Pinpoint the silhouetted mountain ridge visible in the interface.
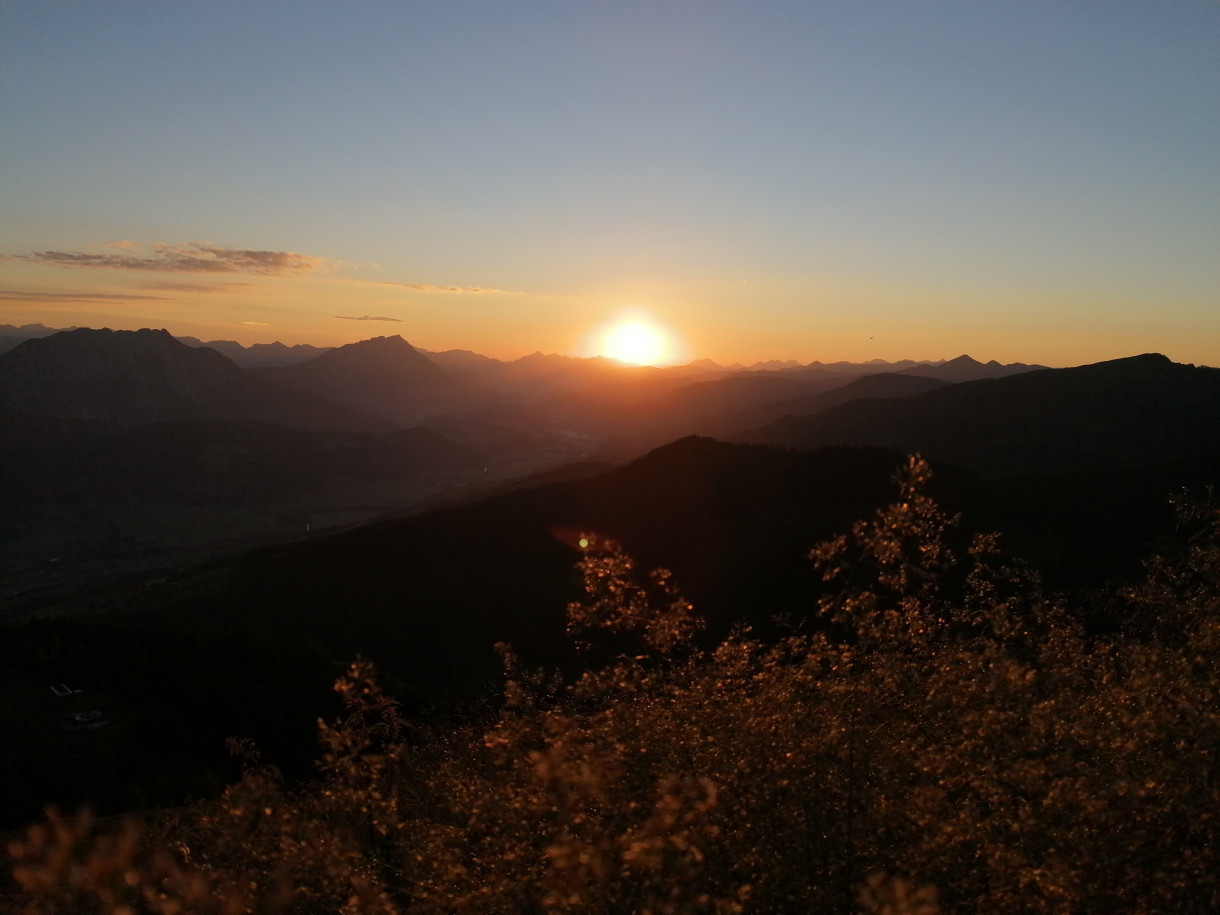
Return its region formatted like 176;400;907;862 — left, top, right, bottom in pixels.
895;353;1045;382
177;336;333;367
737;353;1220;475
255;335;488;425
698;372;948;440
0;328;386;430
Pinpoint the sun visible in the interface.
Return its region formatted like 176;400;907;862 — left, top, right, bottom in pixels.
602;320;668;365
586;310;688;365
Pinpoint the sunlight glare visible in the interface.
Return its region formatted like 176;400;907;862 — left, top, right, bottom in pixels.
586;311;687;366
604;321;666;365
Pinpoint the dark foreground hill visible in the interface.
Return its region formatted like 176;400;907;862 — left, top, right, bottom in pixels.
76;435;1209;671
7;462;1216;913
738;353;1220;475
3;433;1212;828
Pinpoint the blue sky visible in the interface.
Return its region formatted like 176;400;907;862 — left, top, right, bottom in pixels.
2;1;1217;365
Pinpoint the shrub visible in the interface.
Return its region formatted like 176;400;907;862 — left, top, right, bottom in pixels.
8;457;1217;912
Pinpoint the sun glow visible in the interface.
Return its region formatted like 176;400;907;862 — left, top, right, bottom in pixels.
587;311;686;366
603;320;667;365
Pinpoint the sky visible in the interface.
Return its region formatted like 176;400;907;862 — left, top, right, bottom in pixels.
2;1;1217;367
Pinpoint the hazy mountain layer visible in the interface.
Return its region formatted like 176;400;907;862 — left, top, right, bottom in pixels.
894;353;1047;382
694;372;949;442
737;353;1220;475
177;336;332;367
253;335;489;426
0;328;386;430
1;323;1051;378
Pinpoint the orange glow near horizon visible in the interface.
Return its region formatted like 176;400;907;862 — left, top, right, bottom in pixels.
584;311;689;366
602;321;666;365
3;261;1217;369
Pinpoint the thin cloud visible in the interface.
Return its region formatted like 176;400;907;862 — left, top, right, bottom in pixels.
377;281;521;295
240;321;270;326
17;242;328;275
140;282;254;293
0;289;170;304
334;314;404;322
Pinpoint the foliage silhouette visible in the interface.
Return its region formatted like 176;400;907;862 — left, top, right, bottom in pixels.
7;456;1218;912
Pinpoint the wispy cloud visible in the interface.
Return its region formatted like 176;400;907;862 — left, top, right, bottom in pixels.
17;242;328;275
0;289;170;304
140;282;254;293
334;314;404;322
240;321;270;326
376;281;521;295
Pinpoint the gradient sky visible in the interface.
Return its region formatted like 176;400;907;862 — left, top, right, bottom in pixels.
2;1;1217;366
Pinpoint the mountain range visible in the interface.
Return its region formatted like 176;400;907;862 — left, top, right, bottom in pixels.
736;353;1220;475
0;326;1212;621
0;322;1046;376
0;324;1216;830
0;328;383;430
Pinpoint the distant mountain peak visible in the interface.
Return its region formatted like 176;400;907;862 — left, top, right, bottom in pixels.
263;334;486;425
748;358;803;370
1055;353;1170;372
737;353;1218;476
941;354;984;367
896;354;1045;383
17;325;206;355
307;334;434;367
333;334;413;351
0;326;248;425
1126;352;1172;365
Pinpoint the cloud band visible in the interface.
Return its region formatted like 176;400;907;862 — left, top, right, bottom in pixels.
17;243;327;276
